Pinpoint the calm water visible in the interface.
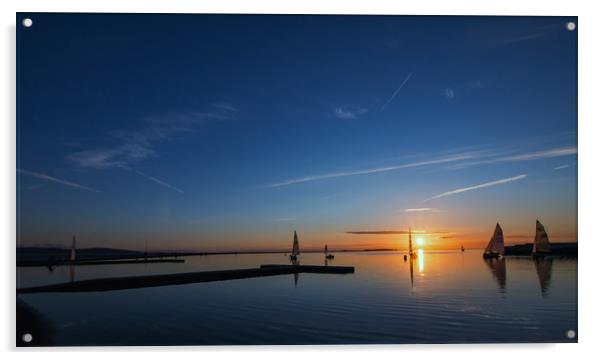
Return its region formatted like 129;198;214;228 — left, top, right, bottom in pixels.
17;250;577;345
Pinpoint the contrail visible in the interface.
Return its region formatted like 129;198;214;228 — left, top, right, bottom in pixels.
424;174;527;202
380;72;414;112
18;169;100;193
265;153;473;188
119;165;184;194
404;208;445;213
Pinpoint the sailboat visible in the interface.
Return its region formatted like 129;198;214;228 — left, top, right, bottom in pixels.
70;235;77;262
483;223;504;259
532;220;552;258
461;245;465;252
289;231;300;261
324;244;334;259
408;228;417;259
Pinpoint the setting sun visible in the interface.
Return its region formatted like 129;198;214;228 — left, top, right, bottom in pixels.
415;237;425;246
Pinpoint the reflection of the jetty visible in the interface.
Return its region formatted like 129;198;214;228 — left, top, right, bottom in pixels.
290;256;335;287
483;257;555;296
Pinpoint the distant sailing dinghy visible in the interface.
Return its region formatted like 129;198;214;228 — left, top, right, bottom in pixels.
532;220;552;258
324;245;334;260
483;223;505;259
290;231;300;261
408;228;417;259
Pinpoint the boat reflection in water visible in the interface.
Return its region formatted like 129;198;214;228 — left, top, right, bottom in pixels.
534;257;553;297
483;257;506;292
17;250;576;344
408;249;425;288
482;256;555;297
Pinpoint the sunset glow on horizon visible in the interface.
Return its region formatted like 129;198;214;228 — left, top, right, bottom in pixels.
17;15;577;253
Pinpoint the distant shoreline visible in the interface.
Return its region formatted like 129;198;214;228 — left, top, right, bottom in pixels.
16;242;578;260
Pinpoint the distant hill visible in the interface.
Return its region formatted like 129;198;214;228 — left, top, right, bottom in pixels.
504;242;577;256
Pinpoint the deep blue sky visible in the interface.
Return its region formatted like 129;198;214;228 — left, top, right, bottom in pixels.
17;14;577;251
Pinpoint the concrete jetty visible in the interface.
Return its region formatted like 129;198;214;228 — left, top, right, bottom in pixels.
17;264;355;294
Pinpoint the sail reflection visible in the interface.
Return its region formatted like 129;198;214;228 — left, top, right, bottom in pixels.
409;256;414;287
69;265;75;283
534;257;553;297
408;250;425;288
483;258;506;292
291;258;300;287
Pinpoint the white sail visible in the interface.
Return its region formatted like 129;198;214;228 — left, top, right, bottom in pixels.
533;220;552;254
292;231;300;256
484;223;505;255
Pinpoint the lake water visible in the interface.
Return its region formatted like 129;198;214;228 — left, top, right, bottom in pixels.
16;250;577;345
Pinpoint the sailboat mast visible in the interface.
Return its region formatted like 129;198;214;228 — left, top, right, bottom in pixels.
70;235;76;261
408;227;413;255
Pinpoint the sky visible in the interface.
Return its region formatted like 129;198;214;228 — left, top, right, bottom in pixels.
17;14;577;251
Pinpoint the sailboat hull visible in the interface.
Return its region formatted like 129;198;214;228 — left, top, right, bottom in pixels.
483;252;501;259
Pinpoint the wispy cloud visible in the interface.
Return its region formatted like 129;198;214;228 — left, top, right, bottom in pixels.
449;146;577;170
444;88;455;100
404;208;446;213
69;144;156;169
380;72;414;112
443;80;483;100
334;107;367;119
495;146;577;161
265;137;575;189
68;104;237;193
347;230;448;235
493;23;565;45
18;169;99;193
554;163;575;170
424;174;527;202
265;153;475;188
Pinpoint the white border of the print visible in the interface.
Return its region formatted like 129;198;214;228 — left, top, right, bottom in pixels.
2;0;600;359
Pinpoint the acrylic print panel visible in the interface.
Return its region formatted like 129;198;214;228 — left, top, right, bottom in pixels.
16;13;577;346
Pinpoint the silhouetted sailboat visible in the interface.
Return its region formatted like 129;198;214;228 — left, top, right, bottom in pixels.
483;223;504;259
408;228;417;259
289;231;300;261
532;220;552;258
461;245;465;252
324;245;334;259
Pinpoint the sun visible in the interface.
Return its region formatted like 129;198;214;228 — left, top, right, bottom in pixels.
415;237;425;246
